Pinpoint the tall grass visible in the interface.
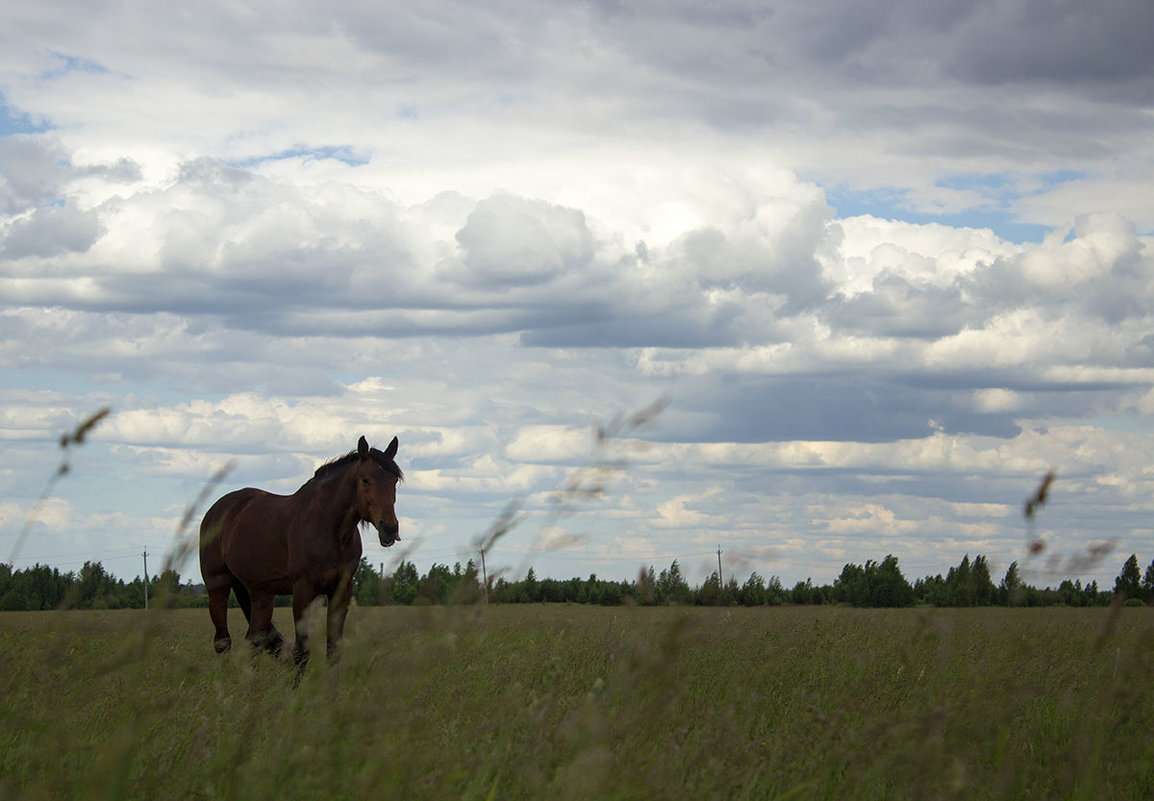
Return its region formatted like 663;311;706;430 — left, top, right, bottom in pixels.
3;605;1153;800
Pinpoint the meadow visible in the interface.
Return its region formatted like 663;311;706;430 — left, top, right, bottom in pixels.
2;604;1153;801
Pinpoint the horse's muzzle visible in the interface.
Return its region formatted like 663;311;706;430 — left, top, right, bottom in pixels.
376;522;400;547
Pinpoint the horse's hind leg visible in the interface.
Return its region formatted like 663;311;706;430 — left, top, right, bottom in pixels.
234;581;285;654
200;510;236;654
245;590;284;656
206;576;233;654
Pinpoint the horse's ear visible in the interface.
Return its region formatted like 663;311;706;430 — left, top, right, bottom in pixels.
357;436;370;460
383;436;398;460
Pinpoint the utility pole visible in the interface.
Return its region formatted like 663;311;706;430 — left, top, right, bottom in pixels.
717;545;723;587
480;548;489;603
142;549;149;611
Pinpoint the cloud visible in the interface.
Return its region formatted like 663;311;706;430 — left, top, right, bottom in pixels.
1;203;104;258
452;193;595;287
0;136;72;211
6;142;1145;469
941;1;1154;91
1;0;1152;588
504;425;592;463
654;488;724;529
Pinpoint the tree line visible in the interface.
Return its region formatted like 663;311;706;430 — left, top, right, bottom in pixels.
0;561;195;611
4;552;1153;611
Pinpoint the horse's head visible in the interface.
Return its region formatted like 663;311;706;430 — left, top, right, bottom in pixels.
354;435;402;547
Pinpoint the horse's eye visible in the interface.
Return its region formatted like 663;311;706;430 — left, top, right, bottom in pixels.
361;477;369;485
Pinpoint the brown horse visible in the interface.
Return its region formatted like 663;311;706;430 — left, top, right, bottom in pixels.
199;435;402;668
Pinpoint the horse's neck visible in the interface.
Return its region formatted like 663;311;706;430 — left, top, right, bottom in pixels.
299;471;361;533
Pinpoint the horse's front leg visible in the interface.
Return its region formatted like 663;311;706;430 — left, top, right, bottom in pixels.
326;571;355;660
291;582;320;672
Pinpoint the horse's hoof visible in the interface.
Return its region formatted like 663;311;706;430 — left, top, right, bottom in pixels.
214;637;232;654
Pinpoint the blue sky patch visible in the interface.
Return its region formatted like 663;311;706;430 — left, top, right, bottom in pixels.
229;145;371;168
42;51;111;79
828;183;1051;244
827;170;1089;243
0;100;51;136
1040;169;1087;186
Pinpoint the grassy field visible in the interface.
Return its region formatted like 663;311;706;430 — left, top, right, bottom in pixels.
2;604;1153;801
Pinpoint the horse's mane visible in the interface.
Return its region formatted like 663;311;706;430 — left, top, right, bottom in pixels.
313;448;404;482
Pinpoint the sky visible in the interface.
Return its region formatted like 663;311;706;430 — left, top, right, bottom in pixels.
2;0;1152;591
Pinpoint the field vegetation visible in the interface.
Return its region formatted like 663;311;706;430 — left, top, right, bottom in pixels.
3;604;1153;800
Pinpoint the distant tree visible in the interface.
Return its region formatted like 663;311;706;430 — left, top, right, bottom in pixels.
1143;559;1154;603
384;560;419;605
596;579;623;606
739;572;767;606
582;574;601;604
766;575;785;605
723;576;740;605
999;562;1023;606
566;577;588;604
1085;580;1104;606
452;560;484;604
521;567;540;603
639;565;661;605
790;579;819;605
946;555;973;606
75;561;126;609
833;556;913;607
915;574;947;606
1114;555;1143;602
834;562;866;606
970;556;996;606
657;561;692;605
1056;579;1092;607
149;569;184;607
872;555;915;607
418;563;455;604
354;558;383;606
696;572;723;606
491;577;513;603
